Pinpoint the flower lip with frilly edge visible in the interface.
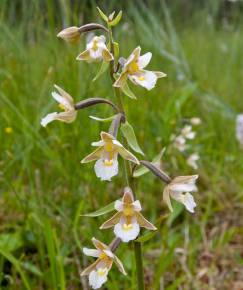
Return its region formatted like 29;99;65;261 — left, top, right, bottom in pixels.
100;187;157;242
163;175;198;213
76;35;113;63
113;46;166;90
81;132;139;181
81;237;126;289
41;85;77;127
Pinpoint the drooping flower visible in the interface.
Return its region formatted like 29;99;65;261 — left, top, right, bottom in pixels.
81;238;126;289
187;153;199;170
236;114;243;146
76;35;113;63
173;135;187;152
181;125;196;140
113;46;166;90
57;26;81;43
100;187;156;242
163;175;198;213
41;85;77;127
81;132;139;181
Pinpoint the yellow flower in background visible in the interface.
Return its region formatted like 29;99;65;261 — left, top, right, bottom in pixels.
81;238;126;289
81;132;139;181
163;175;198;213
76;35;113;63
113;46;166;90
5;127;13;134
100;187;156;242
41;85;77;127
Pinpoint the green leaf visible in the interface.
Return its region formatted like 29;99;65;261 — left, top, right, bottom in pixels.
0;232;24;252
136;230;157;243
92;61;109;82
166;202;184;227
89;114;116;122
96;7;108;22
121;121;144;155
113;42;119;59
109;11;122;26
121;82;137;99
21;262;43;277
133;148;165;178
81;201;115;217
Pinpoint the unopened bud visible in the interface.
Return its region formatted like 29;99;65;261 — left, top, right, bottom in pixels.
57;26;80;43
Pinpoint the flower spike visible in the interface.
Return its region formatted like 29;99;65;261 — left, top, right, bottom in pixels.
163;175;198;213
76;35;113;63
81;132;139;181
100;187;156;242
114;46;166;90
81;238;126;289
41;85;77;127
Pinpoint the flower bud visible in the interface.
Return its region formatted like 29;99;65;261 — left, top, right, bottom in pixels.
57;26;80;43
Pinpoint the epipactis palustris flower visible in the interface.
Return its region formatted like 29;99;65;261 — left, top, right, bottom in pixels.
163;175;198;213
81;238;126;289
187;153;199;170
181;125;196;140
81;132;139;181
113;46;166;90
41;85;77;127
100;187;157;242
76;35;113;63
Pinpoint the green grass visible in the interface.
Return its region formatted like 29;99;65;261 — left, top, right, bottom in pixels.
1;1;243;289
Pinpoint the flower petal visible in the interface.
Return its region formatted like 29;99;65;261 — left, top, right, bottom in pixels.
41;111;77;127
133;200;142;212
153;71;167;78
102;48;114;62
100;212;123;229
113;72;128;88
117;146;139;165
163;186;173;212
137;52;152;69
113;255;127;275
94;158;119;181
114;219;140;242
183;192;197;213
89;268;108;289
81;147;103;163
83;248;100;258
129;70;157;90
100;131;115;142
76;49;91;61
114;200;123;211
135;212;157;230
54;84;74;104
41;112;58;127
91;238;109;251
81;259;100;276
122;187;134;204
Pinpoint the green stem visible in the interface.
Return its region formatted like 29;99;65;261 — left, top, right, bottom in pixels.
108;25;145;290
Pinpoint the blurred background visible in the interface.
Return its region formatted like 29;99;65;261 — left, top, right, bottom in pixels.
0;0;243;289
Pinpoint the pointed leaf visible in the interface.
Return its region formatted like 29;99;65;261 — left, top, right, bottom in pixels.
81;201;115;217
121;82;137;99
97;7;108;22
136;230;157;243
109;11;122;26
121;121;144;155
89;115;117;122
133;148;165;178
93;61;110;82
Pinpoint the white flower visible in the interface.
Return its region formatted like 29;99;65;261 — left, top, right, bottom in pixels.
100;187;156;242
173;135;187;152
57;26;80;43
76;35;113;63
41;85;77;127
81;238;126;289
187;153;200;170
181;125;196;140
113;46;166;90
236;114;243;146
81;132;139;181
190;117;201;126
163;175;198;213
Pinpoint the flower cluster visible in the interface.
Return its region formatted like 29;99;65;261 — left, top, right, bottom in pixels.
40;8;199;289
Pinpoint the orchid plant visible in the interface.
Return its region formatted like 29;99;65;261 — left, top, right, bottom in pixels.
41;8;199;289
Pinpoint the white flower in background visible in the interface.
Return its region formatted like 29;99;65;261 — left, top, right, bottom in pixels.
187;153;200;170
81;132;139;181
163;175;198;213
81;238;126;289
190;117;201;126
236;114;243;146
113;46;166;90
76;35;113;62
100;187;156;242
41;85;77;127
57;26;80;43
181;125;196;140
173;135;187;152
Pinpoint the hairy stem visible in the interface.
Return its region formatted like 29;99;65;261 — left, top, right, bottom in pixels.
108;25;145;290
